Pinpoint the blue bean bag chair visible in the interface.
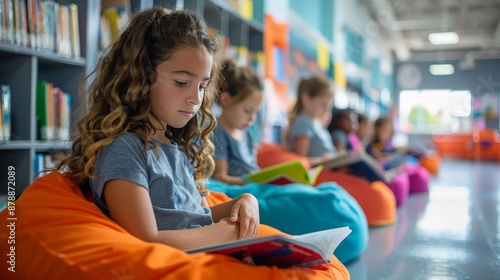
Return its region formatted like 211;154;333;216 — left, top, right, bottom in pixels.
207;179;369;264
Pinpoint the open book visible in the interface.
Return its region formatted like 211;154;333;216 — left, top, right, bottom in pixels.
186;226;351;268
243;160;324;186
315;150;406;183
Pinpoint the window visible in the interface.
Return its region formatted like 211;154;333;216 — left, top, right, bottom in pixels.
399;89;472;133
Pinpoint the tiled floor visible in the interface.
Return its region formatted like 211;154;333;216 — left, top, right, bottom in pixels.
346;159;500;280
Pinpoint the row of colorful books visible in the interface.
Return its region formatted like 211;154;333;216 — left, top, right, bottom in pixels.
0;0;80;58
0;84;11;143
36;80;71;141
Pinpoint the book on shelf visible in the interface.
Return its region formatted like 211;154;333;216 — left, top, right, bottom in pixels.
17;0;29;46
68;3;80;58
186;226;351;268
13;0;21;44
34;152;55;176
0;85;11;143
36;80;55;140
54;87;71;141
3;0;15;43
27;0;39;48
315;150;406;183
243;160;323;186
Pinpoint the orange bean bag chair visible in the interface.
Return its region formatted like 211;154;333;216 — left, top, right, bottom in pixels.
0;171;349;280
419;155;441;175
257;142;396;226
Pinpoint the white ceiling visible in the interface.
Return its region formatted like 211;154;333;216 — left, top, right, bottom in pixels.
362;0;500;62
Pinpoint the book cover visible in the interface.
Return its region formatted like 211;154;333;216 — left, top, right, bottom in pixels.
244;160;323;186
36;80;55;140
68;3;80;58
186;226;351;268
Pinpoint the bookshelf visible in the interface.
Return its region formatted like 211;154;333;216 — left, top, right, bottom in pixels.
0;0;100;196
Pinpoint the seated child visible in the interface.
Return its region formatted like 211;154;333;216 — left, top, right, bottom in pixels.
367;117;430;193
212;59;263;185
55;8;261;252
287;76;337;166
327;108;358;152
356;113;371;147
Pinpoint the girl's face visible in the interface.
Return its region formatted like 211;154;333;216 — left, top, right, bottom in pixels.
220;91;263;131
149;46;213;130
341;112;358;133
303;89;334;121
357;120;370;139
377;123;392;143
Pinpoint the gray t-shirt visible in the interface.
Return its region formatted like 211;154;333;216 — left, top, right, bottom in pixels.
90;132;213;230
289;114;336;157
212;125;259;177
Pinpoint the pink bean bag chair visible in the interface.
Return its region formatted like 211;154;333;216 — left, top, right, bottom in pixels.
387;173;410;206
403;164;430;193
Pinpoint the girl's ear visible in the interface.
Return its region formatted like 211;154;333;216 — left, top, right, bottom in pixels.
220;91;232;106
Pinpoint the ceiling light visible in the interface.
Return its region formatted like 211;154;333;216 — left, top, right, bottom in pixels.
428;32;459;45
429;64;455;75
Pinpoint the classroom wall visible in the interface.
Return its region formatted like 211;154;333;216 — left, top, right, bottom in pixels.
333;1;394;118
289;0;334;41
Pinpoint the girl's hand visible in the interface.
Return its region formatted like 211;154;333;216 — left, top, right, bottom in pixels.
229;193;259;240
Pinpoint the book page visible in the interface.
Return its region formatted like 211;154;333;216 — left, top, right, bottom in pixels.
315;151;352;169
291;227;351;260
307;165;324;184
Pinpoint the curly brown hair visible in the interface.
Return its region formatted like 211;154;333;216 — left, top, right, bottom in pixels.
55;7;221;194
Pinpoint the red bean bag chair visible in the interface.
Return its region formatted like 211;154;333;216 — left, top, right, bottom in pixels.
257;142;397;226
0;172;349;280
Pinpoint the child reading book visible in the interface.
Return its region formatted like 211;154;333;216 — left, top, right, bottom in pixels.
287;76;338;167
327;108;358;152
212;59;264;185
54;8;262;251
356;113;371;147
368;117;430;194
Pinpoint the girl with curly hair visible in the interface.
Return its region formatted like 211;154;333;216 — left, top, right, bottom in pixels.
55;7;259;250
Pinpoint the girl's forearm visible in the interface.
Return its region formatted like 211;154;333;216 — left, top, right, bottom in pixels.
213;174;244;186
152;220;239;250
210;196;239;222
